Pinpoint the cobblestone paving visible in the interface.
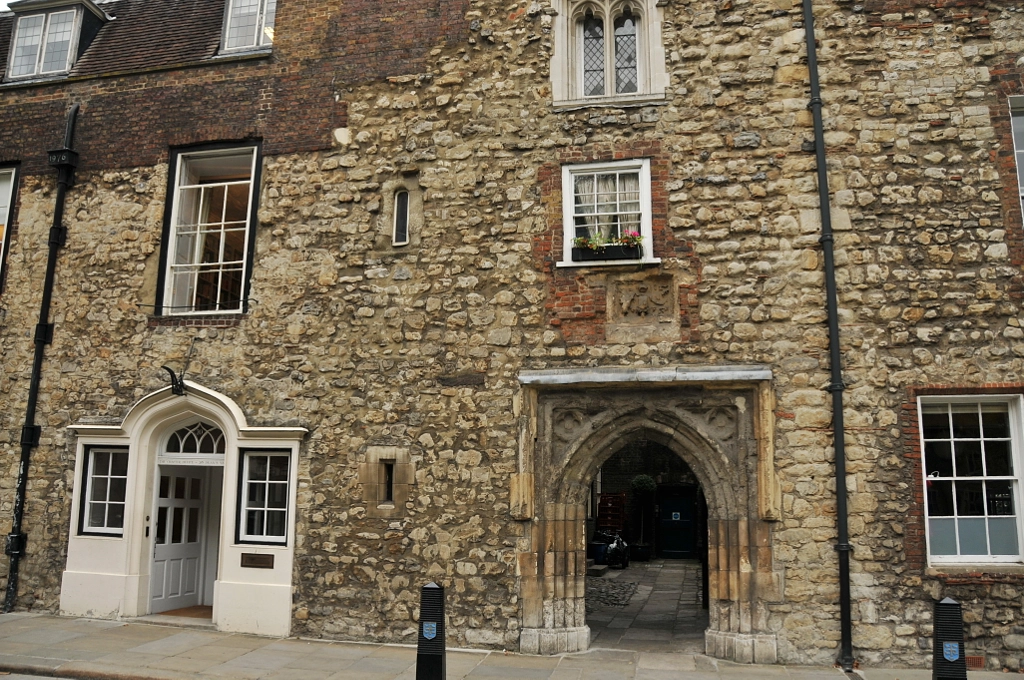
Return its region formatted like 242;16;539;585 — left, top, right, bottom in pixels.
586;577;640;612
587;559;708;654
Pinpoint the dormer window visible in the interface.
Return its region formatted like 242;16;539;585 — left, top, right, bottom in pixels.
9;9;79;78
5;0;108;82
222;0;276;51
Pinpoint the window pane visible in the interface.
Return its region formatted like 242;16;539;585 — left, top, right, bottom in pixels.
921;408;951;439
109;478;127;503
226;0;261;48
159;475;170;499
954;441;983;477
957;518;988;554
249;456;268;481
41;10;75;73
950;406;981;438
174;477;187;499
88;502;106;528
247;509;264;536
187;507;200;543
91;477;108;502
267;483;287;509
190;478;202;500
582;16;605;97
955;481;985;516
93;451;110;475
156;507;168;544
394;191;409;245
171;507;184;543
989;518;1020;555
985;440;1013;477
987;480;1015;516
266;510;286;536
269;456;289;481
11;15;44;77
108;503;124;529
981;408;1010;438
110;452;129;477
247;482;266;507
927;480;954;516
929;518;957;555
613;13;638;94
924;441;953;477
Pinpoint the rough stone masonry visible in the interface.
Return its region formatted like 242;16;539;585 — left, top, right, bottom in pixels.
1;0;1024;672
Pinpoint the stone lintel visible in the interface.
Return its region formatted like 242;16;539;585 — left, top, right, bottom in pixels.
518;365;773;386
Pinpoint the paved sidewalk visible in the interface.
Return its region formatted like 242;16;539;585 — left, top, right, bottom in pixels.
0;612;1009;680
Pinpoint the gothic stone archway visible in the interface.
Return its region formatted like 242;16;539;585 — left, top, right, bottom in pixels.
512;366;783;664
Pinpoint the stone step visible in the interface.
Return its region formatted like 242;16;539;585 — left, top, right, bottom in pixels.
587;562;609;577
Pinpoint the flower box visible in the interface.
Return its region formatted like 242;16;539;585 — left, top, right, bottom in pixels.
571;245;642;262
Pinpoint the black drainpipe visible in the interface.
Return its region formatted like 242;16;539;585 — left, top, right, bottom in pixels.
800;1;855;671
3;104;80;613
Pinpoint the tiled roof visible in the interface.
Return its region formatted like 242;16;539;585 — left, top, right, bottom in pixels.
0;0;228;82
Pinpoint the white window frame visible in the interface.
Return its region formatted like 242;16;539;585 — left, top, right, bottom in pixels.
163;147;258;315
918;394;1024;565
238;451;290;545
6;8;82;80
558;158;658;267
82;448;129;536
1009;97;1024;223
0;167;16;293
550;0;667;108
221;0;276;52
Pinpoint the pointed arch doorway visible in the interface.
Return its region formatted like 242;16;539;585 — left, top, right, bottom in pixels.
514;366;783;664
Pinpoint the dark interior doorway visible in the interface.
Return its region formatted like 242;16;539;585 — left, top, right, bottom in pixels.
585;439;710;652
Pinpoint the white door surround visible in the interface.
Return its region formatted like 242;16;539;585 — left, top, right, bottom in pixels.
61;382;306;637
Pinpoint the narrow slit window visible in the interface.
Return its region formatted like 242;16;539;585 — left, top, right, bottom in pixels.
0;168;16;294
393;191;410;246
381;461;395;504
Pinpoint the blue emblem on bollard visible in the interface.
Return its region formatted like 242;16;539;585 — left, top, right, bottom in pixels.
943;642;960;662
423;622;437;640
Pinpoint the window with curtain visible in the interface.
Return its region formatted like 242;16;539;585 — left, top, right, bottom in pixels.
560;159;654;265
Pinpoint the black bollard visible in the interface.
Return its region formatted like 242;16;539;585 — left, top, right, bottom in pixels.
932;597;967;680
416;582;445;680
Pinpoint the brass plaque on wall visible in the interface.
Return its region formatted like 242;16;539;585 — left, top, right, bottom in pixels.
240;553;274;569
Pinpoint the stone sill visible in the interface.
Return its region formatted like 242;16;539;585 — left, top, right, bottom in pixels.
555;257;661;269
519;364;774;386
552;93;668;112
148;314;245;328
927;566;1024;583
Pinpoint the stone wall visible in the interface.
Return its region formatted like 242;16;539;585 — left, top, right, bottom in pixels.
1;0;1024;670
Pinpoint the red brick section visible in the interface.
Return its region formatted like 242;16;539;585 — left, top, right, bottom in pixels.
534;141;700;345
901;384;1024;582
0;0;469;175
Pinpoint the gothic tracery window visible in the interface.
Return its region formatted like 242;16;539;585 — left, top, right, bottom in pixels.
166;422;226;454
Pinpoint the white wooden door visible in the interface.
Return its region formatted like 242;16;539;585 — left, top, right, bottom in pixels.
151;468;205;613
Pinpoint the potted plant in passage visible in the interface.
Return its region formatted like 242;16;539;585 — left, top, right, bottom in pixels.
629;474;656;561
571;230;643;262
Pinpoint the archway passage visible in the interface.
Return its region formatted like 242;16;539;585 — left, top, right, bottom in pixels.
516;373;783;663
585;439;709;652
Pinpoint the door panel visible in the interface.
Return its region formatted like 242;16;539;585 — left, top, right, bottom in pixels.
657;485;698;559
151;468;205;613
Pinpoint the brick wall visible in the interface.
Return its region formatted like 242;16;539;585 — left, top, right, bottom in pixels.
535;141;701;345
0;0;469;175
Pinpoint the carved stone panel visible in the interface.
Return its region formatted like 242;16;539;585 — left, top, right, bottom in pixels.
606;274;680;343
